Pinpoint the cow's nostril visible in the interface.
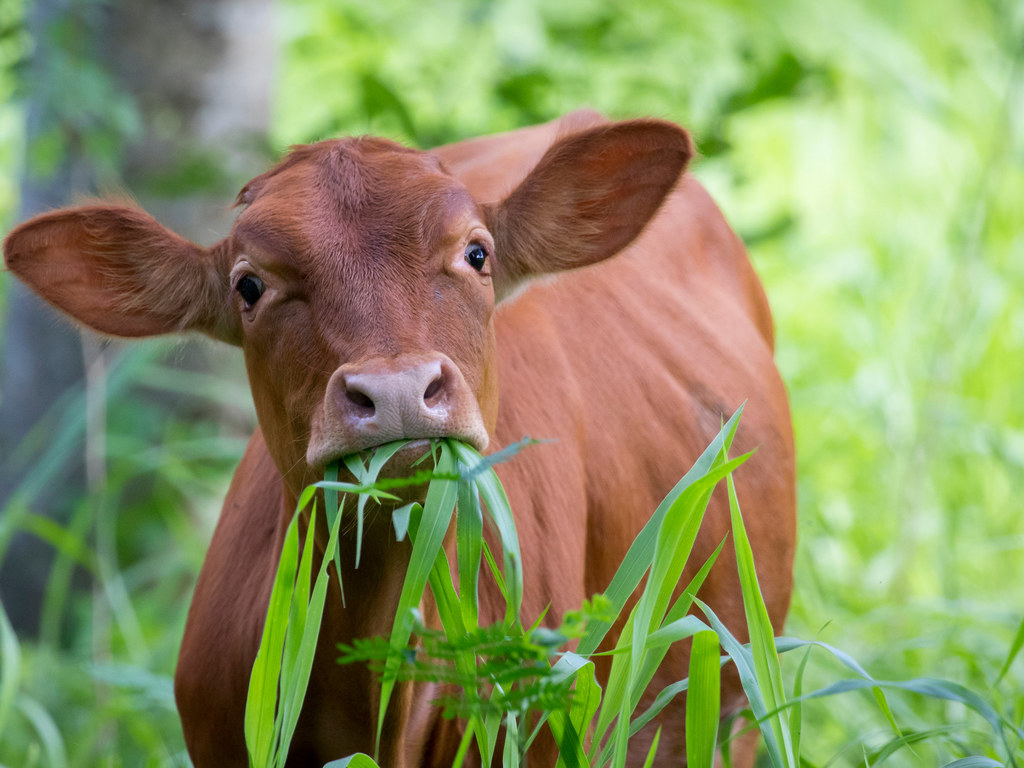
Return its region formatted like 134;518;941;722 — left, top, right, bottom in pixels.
423;374;445;404
345;388;375;413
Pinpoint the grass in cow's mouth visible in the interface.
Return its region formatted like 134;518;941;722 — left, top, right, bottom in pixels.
243;411;1022;768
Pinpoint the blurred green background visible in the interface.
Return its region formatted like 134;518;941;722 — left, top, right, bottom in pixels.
0;0;1021;765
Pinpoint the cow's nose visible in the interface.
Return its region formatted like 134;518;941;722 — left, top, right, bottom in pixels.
310;352;489;464
339;359;446;420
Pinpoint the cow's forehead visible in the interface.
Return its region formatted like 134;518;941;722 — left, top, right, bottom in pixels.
232;138;479;273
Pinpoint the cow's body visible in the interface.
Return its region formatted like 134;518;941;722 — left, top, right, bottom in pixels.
4;112;795;767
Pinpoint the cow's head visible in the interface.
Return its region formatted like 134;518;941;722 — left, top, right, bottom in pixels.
3;120;691;499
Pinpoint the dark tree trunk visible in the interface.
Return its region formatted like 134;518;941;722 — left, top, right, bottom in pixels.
0;0;272;636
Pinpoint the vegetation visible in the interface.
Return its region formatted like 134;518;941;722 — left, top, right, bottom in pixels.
0;0;1022;766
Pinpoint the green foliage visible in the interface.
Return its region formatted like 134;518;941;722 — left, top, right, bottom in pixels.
246;412;1019;768
0;340;250;766
245;415;752;767
1;0;1022;765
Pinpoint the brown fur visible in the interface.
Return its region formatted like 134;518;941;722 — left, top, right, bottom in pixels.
2;112;795;767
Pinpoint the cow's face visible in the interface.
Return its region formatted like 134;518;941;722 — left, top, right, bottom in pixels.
3;120;691;501
226;139;499;493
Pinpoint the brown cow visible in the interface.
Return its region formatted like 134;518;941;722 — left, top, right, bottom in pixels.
3;111;795;767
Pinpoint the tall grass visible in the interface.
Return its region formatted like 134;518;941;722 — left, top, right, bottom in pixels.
244;409;1021;768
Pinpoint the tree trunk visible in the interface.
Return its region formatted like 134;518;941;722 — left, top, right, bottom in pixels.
0;0;273;636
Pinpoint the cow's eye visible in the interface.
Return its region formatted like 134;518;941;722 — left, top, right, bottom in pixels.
236;274;265;307
465;243;487;272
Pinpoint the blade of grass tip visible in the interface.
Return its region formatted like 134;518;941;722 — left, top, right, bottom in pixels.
774;636;906;749
362;441;413;521
624;494;737;715
375;442;458;757
350;441;412;569
596;454;750;752
245;504;303;768
686;630;721;768
579;406;746;657
996;615;1024;684
642;727;661;768
323;753;384;768
324;461;347;607
342;454;371;570
456;471;483;630
726;472;794;766
392;502;417;542
595;461;732;747
632;454;750;667
480;540;508;599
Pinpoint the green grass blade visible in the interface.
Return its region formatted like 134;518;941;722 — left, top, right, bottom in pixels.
695;598;785;766
276;503;344;764
645;615;713;651
613;540;726;745
578;405;745;657
375;443;458;756
245;503;302;768
549;709;590;768
16;696;68;768
456;473;483;630
550;654;600;768
641;727;661;768
623;679;691;743
450;441;523;627
0;599;19;742
686;630;721;768
867;725;962;764
790;637;814;765
996;615;1024;684
503;710;521;768
726;472;794;766
594;456;748;753
776;676;1022;759
323;461;346;608
391;502;416;542
323;753;383;768
273;504;318;763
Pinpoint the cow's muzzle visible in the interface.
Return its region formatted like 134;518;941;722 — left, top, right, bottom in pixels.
307;352;489;469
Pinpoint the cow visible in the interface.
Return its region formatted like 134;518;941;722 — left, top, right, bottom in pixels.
3;110;796;767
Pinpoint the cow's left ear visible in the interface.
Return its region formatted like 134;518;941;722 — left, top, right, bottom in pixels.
487;119;693;302
3;205;239;343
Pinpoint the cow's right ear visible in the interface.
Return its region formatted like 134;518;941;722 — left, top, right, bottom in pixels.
487;119;693;302
3;205;240;343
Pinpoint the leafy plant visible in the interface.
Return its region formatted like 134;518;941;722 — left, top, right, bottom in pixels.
244;407;1020;768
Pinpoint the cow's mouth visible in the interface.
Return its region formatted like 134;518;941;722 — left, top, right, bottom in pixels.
314;437;445;487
